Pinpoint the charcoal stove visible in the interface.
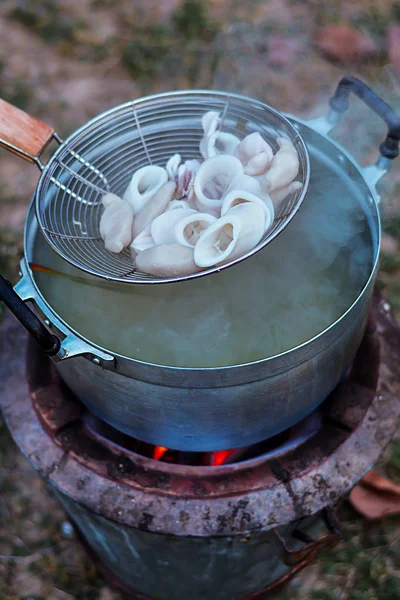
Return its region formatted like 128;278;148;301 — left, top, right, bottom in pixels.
1;292;400;600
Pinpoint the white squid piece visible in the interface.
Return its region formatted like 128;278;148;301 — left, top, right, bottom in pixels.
167;199;191;211
222;174;274;231
99;193;134;254
136;244;201;277
130;225;155;261
174;212;217;248
203;131;240;159
166;153;181;179
226;174;263;196
123;165;168;215
200;111;240;159
194;154;244;212
234;132;274;176
270;181;303;211
199;111;219;159
194;203;265;268
264;137;299;192
222;189;274;232
151;207;196;245
132;181;176;238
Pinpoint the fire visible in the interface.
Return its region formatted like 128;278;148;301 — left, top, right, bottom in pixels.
153;446;168;461
211;450;235;466
152;445;236;465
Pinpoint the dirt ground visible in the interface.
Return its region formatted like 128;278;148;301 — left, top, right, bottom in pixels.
2;0;400;598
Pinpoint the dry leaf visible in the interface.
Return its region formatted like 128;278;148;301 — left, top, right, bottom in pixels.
315;25;377;64
349;469;400;519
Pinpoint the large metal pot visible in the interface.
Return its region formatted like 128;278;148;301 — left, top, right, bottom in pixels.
1;77;399;451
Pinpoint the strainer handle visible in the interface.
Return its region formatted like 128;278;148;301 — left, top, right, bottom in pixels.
0;98;56;167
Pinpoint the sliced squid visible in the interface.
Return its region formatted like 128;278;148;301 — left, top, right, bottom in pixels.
194;203;265;268
203;131;240;159
200;111;240;159
221;189;274;232
130;225;155;261
202;111;219;137
166;153;181;179
167;199;191;212
221;174;274;231
123;165;168;215
264;137;299;192
136;244;201;277
151;207;196;245
194;154;244;212
132;181;176;238
100;193;134;253
234;132;274;176
270;181;303;211
103;110;303;278
175;212;217;248
200;111;219;159
226;174;263;197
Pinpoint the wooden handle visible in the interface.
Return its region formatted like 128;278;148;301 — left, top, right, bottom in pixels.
0;99;55;164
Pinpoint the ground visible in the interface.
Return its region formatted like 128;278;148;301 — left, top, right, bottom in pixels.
1;0;400;598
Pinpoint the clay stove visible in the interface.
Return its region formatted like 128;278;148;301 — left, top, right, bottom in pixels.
1;293;400;599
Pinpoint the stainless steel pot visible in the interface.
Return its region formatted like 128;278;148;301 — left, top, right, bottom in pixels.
1;77;399;451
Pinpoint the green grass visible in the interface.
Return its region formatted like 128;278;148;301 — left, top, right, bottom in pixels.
307;503;400;600
383;214;400;242
10;0;82;45
0;61;32;110
351;3;400;38
387;439;400;483
0;417;12;472
122;0;218;81
173;0;218;41
0;230;24;284
122;25;172;79
28;553;103;600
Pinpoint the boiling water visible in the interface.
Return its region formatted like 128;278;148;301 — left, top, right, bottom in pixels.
32;149;376;368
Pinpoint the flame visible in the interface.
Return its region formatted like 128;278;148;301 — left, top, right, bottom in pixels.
153;446;168;461
152;446;236;465
211;450;235;466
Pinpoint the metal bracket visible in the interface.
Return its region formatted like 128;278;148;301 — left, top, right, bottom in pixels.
275;508;341;567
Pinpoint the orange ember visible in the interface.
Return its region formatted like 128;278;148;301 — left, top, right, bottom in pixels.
153;446;168;461
211;450;235;466
152;445;236;465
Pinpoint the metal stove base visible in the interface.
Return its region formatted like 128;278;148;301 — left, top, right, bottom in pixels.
1;293;400;599
70;514;334;600
53;489;340;600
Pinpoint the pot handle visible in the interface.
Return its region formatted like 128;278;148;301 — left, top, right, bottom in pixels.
0;98;61;168
0;274;61;355
329;76;400;160
307;76;400;190
2;259;115;367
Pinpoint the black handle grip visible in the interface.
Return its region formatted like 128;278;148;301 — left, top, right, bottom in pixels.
329;76;400;160
0;274;60;355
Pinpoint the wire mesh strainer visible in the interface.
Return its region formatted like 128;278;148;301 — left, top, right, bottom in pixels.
0;91;310;284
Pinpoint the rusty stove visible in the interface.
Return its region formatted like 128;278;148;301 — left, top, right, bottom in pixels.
1;293;400;599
